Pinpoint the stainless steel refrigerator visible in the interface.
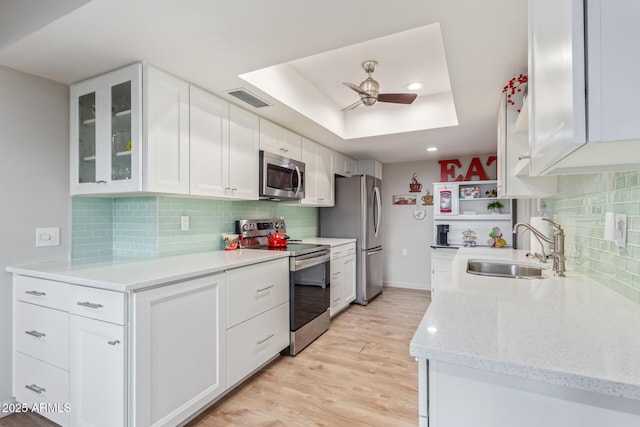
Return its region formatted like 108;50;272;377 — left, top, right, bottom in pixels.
319;175;383;305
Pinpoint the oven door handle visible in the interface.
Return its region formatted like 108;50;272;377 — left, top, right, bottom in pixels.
292;253;330;271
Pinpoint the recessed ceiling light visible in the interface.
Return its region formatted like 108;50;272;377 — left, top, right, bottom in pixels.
427;147;438;152
407;82;423;91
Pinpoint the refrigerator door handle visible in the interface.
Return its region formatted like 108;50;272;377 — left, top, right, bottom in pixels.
373;186;381;237
366;248;383;256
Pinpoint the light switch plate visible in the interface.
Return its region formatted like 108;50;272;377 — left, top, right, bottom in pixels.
36;227;60;247
181;216;190;231
614;214;627;248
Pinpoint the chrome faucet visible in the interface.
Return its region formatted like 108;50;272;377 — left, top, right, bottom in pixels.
513;218;566;277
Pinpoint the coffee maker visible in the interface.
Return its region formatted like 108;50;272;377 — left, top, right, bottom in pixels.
436;224;450;246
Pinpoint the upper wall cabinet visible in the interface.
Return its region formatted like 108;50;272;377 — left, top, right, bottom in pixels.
529;0;640;175
334;151;358;177
70;64;190;195
300;137;334;206
358;160;382;180
70;63;143;194
496;90;556;198
259;118;302;161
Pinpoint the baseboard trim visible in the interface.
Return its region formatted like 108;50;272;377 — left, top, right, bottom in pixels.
383;281;430;291
0;398;16;418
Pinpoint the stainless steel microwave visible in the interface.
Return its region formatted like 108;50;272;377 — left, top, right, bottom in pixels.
259;150;305;200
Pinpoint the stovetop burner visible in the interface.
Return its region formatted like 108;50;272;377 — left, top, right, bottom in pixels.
235;219;328;256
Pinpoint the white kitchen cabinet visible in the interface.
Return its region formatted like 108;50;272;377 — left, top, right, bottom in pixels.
226;258;290;387
419;359;640;427
228;104;260;200
70;63;142;194
434;181;513;221
70;63;191;195
358;159;382;179
430;247;457;294
496;90;557;198
189;85;229;198
329;242;356;317
144;65;190;194
190;89;259;200
334;151;358;177
529;0;640;175
12;275;127;427
133;273;227;427
69;316;126;427
300;137;335;206
259;118;302;161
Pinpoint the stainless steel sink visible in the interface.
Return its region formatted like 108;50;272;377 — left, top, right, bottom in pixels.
466;259;545;279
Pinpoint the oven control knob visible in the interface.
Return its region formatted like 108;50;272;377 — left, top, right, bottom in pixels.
242;224;249;231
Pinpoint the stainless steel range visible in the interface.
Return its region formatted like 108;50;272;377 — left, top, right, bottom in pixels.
236;219;331;356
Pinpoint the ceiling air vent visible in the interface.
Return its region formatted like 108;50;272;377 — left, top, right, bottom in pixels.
227;88;270;108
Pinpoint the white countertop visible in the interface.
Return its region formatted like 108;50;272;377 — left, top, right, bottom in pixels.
300;237;356;247
7;250;289;292
410;247;640;401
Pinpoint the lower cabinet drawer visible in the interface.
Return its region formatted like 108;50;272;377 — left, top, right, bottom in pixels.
14;352;70;427
15;302;69;370
14;275;70;312
227;302;290;387
68;286;127;325
227;258;289;328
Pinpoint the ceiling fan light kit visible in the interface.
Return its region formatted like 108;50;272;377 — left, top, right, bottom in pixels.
342;60;417;111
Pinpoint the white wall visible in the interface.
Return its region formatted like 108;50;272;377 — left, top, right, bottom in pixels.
383;160;441;290
382;156;499;290
0;66;70;407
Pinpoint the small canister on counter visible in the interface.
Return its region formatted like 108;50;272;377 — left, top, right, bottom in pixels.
222;233;240;251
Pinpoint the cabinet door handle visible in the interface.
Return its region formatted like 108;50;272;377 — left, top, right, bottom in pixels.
25;290;46;297
77;301;103;309
231;188;238;191
256;285;275;293
257;334;275;345
95;180;107;184
333;297;341;303
107;340;120;346
225;187;232;191
25;330;46;338
25;384;46;394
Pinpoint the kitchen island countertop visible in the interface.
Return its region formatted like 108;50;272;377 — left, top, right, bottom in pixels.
7;250;289;292
410;247;640;401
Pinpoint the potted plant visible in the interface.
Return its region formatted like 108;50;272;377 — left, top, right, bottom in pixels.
487;200;504;214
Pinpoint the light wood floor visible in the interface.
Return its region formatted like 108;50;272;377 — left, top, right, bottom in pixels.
0;287;430;427
189;287;430;427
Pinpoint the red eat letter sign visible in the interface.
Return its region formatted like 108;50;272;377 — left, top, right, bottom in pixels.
438;159;463;182
464;157;489;181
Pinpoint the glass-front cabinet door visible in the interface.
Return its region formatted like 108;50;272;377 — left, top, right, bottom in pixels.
70;64;142;194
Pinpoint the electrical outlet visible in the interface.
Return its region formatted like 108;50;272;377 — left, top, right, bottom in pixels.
402;248;408;256
181;216;190;231
36;227;60;247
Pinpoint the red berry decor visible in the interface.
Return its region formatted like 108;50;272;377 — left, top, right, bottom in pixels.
502;74;528;112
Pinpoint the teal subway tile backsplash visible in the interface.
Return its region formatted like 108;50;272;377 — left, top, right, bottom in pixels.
72;197;113;259
113;197;158;258
73;196;317;259
544;171;640;304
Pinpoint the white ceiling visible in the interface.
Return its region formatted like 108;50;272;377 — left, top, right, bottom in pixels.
0;0;528;164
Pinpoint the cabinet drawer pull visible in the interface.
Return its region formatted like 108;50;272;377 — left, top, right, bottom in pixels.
333;297;341;303
256;285;275;293
25;330;46;339
257;334;275;345
107;340;120;346
25;384;46;394
95;180;107;184
225;187;232;191
231;188;238;191
25;290;46;297
77;301;103;309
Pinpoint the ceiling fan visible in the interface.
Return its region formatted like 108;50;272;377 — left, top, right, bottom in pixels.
342;60;418;111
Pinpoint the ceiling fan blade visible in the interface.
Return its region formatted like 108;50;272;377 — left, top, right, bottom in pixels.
343;82;369;96
377;93;418;104
341;99;363;112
